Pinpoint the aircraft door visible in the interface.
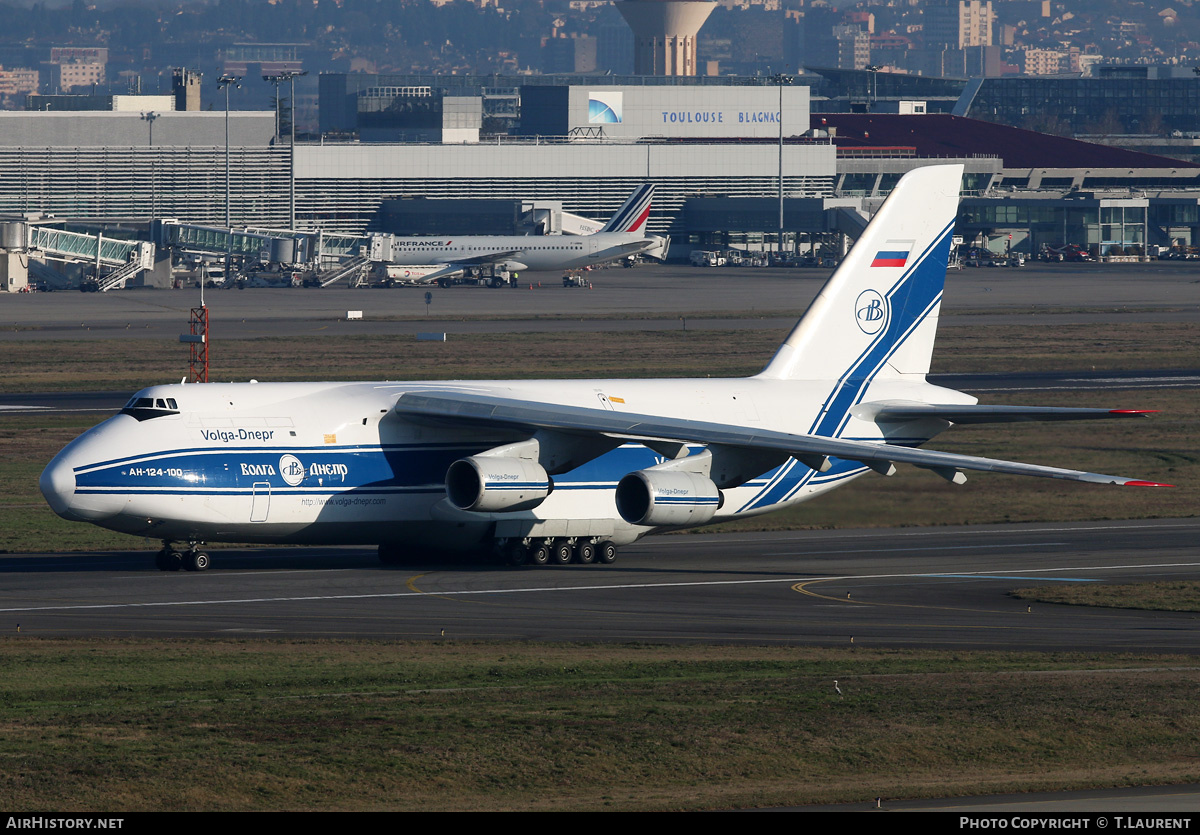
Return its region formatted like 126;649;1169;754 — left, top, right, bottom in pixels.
250;481;271;522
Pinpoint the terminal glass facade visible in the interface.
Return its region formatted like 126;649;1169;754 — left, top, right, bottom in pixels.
0;146;289;227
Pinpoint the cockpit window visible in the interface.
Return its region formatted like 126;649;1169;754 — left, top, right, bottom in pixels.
122;395;180;421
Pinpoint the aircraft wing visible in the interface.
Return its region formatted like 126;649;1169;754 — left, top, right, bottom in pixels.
443;249;525;267
410;250;527;283
861;402;1158;424
392;391;1170;487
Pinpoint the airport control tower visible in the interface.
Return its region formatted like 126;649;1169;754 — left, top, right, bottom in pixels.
616;0;717;76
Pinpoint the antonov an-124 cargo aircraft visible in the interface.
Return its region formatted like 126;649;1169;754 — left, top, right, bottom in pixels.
40;165;1169;571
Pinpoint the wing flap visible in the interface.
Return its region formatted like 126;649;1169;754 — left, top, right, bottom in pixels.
393;391;1170;487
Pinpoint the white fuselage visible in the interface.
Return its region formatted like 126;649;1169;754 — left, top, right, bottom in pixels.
40;374;963;552
391;232;658;273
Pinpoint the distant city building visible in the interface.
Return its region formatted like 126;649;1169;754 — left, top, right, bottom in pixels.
44;47;107;93
834;26;871;71
49;60;105;93
1020;48;1086;76
542;34;599;74
219;43;303;78
924;1;994;49
0;67;38;105
173;68;202;112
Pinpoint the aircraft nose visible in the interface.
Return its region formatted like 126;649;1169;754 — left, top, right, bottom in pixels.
40;452;80;520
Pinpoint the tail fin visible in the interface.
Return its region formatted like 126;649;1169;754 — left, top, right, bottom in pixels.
600;184;655;233
758;164;961;382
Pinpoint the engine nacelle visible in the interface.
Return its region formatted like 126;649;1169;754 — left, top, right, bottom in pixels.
615;468;720;527
446;456;550;513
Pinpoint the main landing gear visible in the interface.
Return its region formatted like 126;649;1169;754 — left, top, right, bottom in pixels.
155;541;211;572
501;537;617;568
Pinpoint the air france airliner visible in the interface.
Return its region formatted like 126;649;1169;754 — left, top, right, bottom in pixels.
397;184;668;285
40;166;1169;571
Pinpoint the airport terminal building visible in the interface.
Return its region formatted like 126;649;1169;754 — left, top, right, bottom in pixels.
3;76;1200;267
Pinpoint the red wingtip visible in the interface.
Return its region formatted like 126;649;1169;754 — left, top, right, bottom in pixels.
1124;480;1175;487
1109;410;1159;415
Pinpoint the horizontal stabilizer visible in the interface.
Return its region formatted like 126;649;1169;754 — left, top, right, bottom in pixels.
863;403;1159;425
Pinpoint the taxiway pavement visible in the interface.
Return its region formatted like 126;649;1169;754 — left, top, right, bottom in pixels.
3;519;1198;649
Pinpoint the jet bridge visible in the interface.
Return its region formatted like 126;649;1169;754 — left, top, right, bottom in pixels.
5;222;156;292
164;222;367;266
165;223;313;266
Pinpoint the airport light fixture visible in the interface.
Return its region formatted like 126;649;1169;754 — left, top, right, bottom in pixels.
772;73;793;257
140;111;158;223
263;69;307;228
866;65;882;108
218;74;242;228
263;73;284;141
283;70;307;229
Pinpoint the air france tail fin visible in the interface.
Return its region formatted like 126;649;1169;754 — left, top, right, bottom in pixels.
758;164;961;382
600;184;655;233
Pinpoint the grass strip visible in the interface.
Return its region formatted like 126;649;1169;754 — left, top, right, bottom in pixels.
2;322;1199;392
1012;581;1200;613
2;640;1199;811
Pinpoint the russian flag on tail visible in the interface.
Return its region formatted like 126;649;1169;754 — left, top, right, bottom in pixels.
871;249;910;268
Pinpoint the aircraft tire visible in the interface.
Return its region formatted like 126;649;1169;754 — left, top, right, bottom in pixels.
528;541;551;566
574;541;596;564
185;551;210;572
597;541;618;565
551;539;573;565
155;549;182;571
505;542;528;566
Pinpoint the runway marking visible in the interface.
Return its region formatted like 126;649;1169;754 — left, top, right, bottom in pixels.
792;572;1094;614
791;580;1042;616
929;574;1097;582
763;542;1066;557
3;560;1200;616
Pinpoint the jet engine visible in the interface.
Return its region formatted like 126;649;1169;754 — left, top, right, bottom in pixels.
445;455;550;512
615;468;720;527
